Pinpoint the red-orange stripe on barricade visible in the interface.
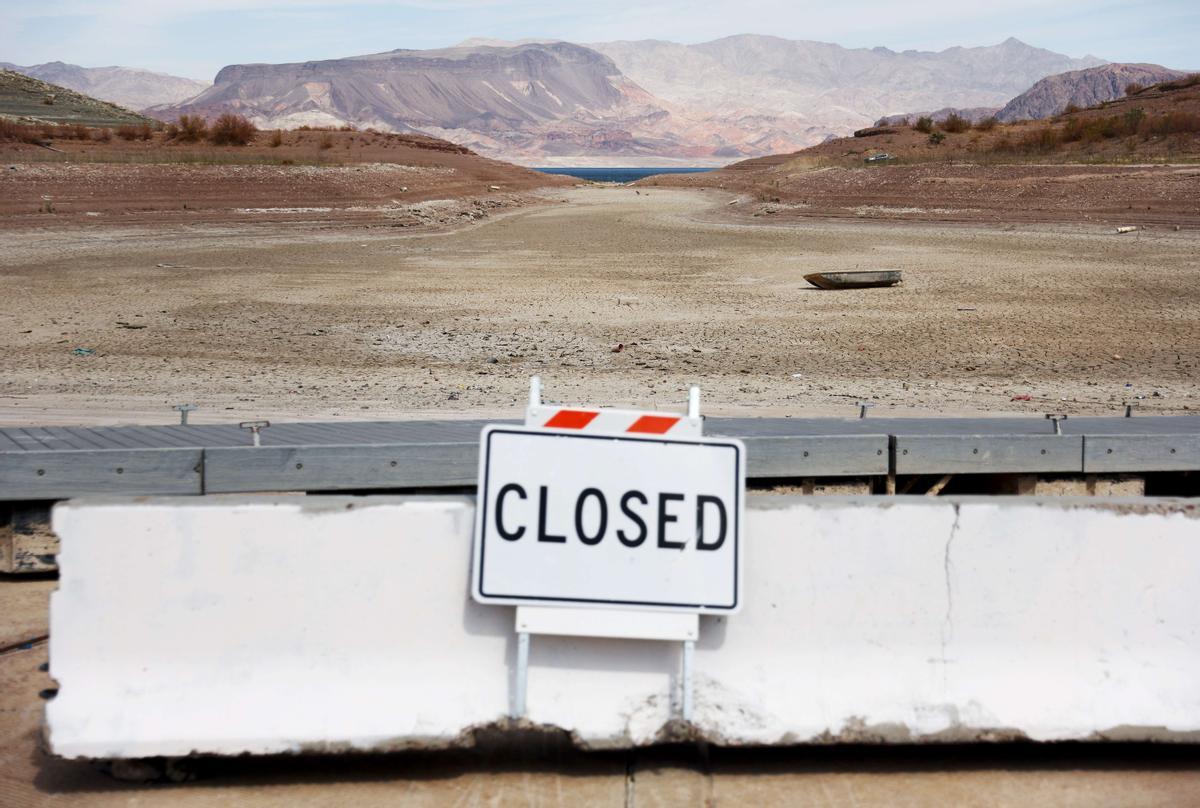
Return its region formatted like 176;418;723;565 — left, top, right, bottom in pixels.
626;415;680;434
543;410;600;429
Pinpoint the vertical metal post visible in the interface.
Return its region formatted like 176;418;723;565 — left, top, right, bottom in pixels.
688;385;700;420
239;421;269;447
681;639;694;722
173;404;197;425
513;631;530;719
528;376;542;409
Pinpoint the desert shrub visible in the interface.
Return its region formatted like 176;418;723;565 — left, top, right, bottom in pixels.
974;116;998;132
913;116;934;134
0;119;43;143
128;124;148;140
164;122;179;139
1123;107;1146;134
318;133;334;150
269;129;283;147
116;124;140;140
1166;74;1200;90
173;114;208;142
92;128;112;142
940;113;970;133
1062;103;1082;115
338;124;356;132
1019;126;1061;153
1138;110;1200;137
1061;117;1087;142
928;131;946;145
208;113;257;146
1125;82;1145;96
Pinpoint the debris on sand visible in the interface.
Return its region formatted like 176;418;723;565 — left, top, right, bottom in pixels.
1115;226;1139;234
71;347;95;356
804;270;902;289
611;343;624;353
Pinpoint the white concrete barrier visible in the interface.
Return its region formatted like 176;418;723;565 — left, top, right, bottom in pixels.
48;496;1200;759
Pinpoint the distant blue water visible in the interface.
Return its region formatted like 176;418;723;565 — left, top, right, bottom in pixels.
535;167;716;183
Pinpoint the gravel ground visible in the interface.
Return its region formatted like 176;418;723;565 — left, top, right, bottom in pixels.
0;186;1197;426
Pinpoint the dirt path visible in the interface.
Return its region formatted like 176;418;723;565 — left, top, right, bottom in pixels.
1;187;1197;426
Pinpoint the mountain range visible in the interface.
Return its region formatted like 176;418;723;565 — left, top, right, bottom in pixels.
16;37;1182;165
150;36;1105;165
0;61;209;111
995;62;1187;122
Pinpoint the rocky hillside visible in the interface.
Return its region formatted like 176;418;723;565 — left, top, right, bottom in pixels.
996;63;1187;121
0;69;154;127
151;37;1107;165
875;107;1000;127
0;61;209;111
591;36;1101;133
154;42;685;166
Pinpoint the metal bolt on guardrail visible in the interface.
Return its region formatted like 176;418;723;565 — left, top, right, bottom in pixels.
173;404;198;425
1124;401;1139;418
1045;413;1068;435
857;401;874;419
239;420;270;447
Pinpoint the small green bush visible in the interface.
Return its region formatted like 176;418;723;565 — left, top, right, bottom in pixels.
914;116;934;134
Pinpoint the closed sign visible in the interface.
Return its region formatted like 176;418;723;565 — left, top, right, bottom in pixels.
472;426;744;612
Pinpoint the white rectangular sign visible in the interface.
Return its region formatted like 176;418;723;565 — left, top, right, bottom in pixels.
472;426;744;613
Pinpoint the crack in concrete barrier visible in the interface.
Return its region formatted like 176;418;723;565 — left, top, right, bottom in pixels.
940;504;961;690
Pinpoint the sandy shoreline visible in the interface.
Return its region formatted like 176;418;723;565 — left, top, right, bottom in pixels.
1;186;1197;427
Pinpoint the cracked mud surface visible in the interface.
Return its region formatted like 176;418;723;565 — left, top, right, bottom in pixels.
2;186;1198;427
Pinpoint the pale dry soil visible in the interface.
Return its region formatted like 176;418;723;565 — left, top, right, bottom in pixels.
1;186;1198;426
3;188;1200;801
2;579;1199;807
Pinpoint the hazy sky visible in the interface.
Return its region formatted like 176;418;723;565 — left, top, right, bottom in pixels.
1;0;1196;80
